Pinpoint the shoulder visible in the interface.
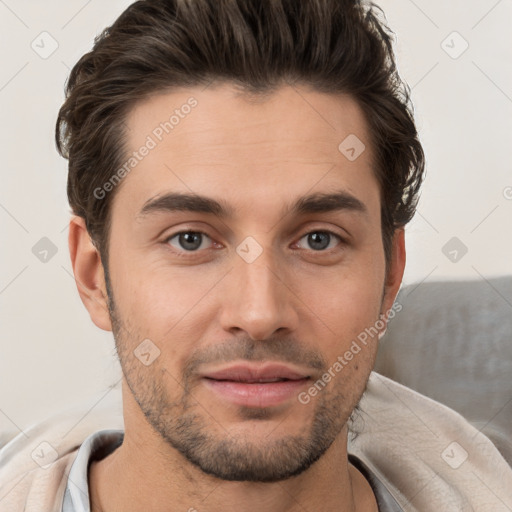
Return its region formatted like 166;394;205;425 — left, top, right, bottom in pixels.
349;372;512;511
0;391;123;512
0;419;81;512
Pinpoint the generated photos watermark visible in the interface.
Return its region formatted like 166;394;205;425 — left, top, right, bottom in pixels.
93;97;198;200
298;301;402;405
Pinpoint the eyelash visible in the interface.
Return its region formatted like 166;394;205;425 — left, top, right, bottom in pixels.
163;229;346;257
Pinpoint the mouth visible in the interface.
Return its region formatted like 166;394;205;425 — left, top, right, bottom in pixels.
200;363;311;407
204;376;306;383
201;363;310;382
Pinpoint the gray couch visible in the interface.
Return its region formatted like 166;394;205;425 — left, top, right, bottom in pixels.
375;276;512;465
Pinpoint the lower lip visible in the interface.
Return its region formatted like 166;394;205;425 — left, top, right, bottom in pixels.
202;378;310;407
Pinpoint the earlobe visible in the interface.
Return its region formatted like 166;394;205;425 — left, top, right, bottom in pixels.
68;216;113;331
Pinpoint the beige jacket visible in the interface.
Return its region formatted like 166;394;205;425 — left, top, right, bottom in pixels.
1;372;511;511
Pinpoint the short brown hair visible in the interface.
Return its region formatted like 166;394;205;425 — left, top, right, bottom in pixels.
56;0;425;269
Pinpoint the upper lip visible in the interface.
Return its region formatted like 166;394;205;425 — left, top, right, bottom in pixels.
200;363;310;382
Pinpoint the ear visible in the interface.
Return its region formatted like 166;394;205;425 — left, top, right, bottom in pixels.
68;216;112;331
379;228;406;336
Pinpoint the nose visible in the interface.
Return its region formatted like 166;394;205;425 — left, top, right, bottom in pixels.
219;245;299;341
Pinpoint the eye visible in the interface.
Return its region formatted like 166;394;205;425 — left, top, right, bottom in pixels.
295;230;343;252
163;229;344;256
165;231;214;253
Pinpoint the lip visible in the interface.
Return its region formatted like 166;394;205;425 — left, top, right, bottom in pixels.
200;363;311;408
200;363;310;382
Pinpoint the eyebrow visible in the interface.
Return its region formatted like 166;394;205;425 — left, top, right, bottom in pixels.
137;190;367;220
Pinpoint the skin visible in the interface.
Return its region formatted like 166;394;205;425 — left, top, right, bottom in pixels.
69;82;405;512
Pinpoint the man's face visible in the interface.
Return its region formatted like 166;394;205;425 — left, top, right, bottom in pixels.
101;83;400;482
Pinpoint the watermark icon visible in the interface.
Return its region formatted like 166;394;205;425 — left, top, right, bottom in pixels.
31;31;59;59
93;97;198;200
441;236;468;263
441;441;468;469
32;237;58;263
134;338;161;366
31;441;58;469
298;302;402;405
441;31;469;60
503;186;512;200
236;236;263;264
338;134;366;162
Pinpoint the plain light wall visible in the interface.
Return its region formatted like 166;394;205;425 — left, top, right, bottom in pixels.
1;0;511;435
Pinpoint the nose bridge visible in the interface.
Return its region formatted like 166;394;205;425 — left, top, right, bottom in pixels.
222;237;297;340
238;246;279;299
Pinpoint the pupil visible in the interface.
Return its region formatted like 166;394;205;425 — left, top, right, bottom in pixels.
309;232;329;251
181;232;201;250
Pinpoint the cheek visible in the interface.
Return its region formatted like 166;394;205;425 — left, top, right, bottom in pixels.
304;263;384;332
112;260;219;347
309;272;383;399
298;265;385;391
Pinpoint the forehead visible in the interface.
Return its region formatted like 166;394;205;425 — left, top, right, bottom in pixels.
113;83;379;224
125;83;371;157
